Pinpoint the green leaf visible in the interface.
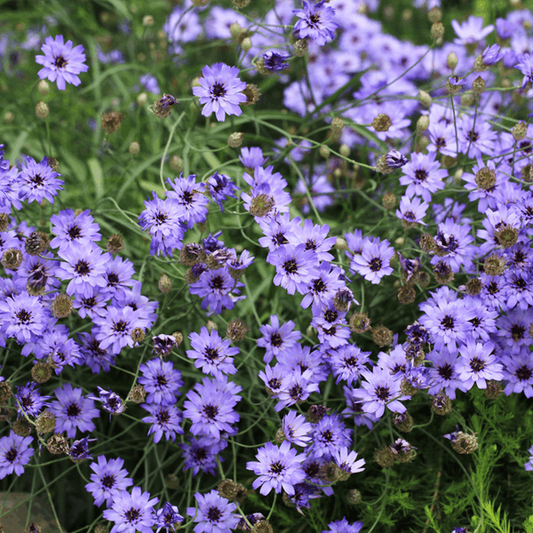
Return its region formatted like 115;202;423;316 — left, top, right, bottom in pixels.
87;157;104;200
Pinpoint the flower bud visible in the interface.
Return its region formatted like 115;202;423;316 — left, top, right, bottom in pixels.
419;89;432;108
472;76;486;96
1;248;23;270
170;155;183;173
51;294;73;318
416;114;429;133
446;52;458;70
25;231;49;256
250;193;274;217
106;234;124;254
347;489;362;505
373;444;396;468
339;143;350;157
4;111;14;124
375;155;394;175
393;411;414;432
382;191;396;210
137;92;148;106
227;318;249;342
475;166;496;190
241;37;252;52
433;261;454;284
451;432;478;454
432;392;452;415
158;273;172;294
172;331;184;346
0;382;12;404
35;101;49;120
331;117;344;133
128;141;140;155
38;79;50;96
35;410;56;434
512;121;527;141
230;22;244;40
128;384;146;404
206;320;218;333
319;145;330;159
293;39;308;57
428;7;442;23
228;132;244;148
152;94;179;118
398;285;416;305
372;113;391;132
350;312;371;334
242;83;261;106
465;277;482;296
372;325;393;347
431;22;445;40
12;417;32;437
131;327;145;343
494;224;518;248
47;433;70;455
31;362;52;384
143;15;154;26
101;111;124;134
483;253;506;276
522;164;533;183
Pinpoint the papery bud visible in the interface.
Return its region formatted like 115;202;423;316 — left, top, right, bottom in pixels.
465;277;482;296
372;325;393;347
38;79;50;96
419;89;432;108
152;94;179;118
35;101;49;119
31;362;52;384
433;261;455;284
101;111;124;134
158;273;172;294
331;117;344;133
306;405;328;423
350;312;371;334
242;83;261;106
165;474;180;489
241;37;252;52
451;432;478;454
382;191;396;210
228;132;244;148
170;155;183;173
393;411;414;432
347;489;362;505
446;52;458;70
431;22;445;40
293;39;308;57
206;320;218;333
128;384;146;404
25;231;49;256
129;141;140;155
373;444;395;468
1;248;23;270
106;234;124;254
35;410;55;434
4;112;14;124
521;164;533;183
230;22;244;40
50;294;73;318
0;382;12;404
137;92;148;106
47;433;70;455
432;392;452;415
172;331;184;346
227;318;249;341
250;194;274;217
484;254;506;276
131;327;145;343
428;7;442;23
0;213;9;232
512;121;527;141
319;145;330;159
475;166;496;190
472;76;486;95
416;115;429;133
375;155;394;175
143;15;154;26
372;113;391;132
494;224;518;248
398;285;416;305
339;143;350;157
13;418;32;437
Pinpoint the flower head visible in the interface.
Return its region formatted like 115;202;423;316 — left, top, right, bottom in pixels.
0;432;34;479
35;35;89;90
293;1;339;47
186;490;240;533
103;486;158;533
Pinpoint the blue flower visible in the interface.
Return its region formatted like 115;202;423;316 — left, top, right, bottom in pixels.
293;1;339;46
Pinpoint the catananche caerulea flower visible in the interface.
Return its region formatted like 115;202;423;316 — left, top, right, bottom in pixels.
246;441;306;495
263;50;290;72
186;490;240;533
50;383;100;438
451;16;494;46
179;436;221;476
141;402;184;443
207;172;239;212
280;410;313;447
293;0;339;46
85;455;133;507
515;53;533;89
50;209;101;250
15;382;50;418
456;340;503;390
93;305;143;355
103;487;158;533
0;292;49;345
0;432;34;479
138;358;183;405
19;156;63;204
309;412;352;460
192;63;247;122
35;35;89;90
350;237;395;285
155;502;183;533
322;518;363;533
166;174;209;227
399;151;446;202
187;327;238;378
257;315;302;364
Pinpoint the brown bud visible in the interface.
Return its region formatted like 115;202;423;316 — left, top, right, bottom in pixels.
428;7;442;23
131;327;145;343
31;362;53;384
393;411;414;432
431;22;445;40
1;248;23;270
226;318;249;341
232;0;251;7
382;191;397;210
494;224;518;248
35;101;49;120
472;76;486;96
451;432;478;454
25;231;49;256
306;405;328;423
242;84;261;106
512;121;528;142
152;94;179;118
128;384;146;404
0;381;12;404
375;154;394;175
250;193;274;217
129;141;140;155
432;392;452;415
0;213;9;232
47;433;70;455
465;277;482;296
172;331;184;346
35;410;56;434
347;488;362;505
165;474;180;489
419;90;432;108
372;325;393;347
158;273;172;294
228;132;244;148
12;417;32;437
373;444;396;468
372;113;392;132
251;520;273;533
50;294;73;318
101;111;124;134
433;261;455;284
521;163;533;183
475;166;496;190
350;312;371;334
206;320;218;333
170;155;183;173
398;285;416;305
106;234;124;254
293;39;308;57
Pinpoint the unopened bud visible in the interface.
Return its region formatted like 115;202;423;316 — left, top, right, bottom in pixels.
38;80;50;96
101;111;124;134
206;320;218;333
170;155;183;173
228;132;244;148
230;23;245;40
129;141;140;155
241;37;252;52
143;15;154;26
137;92;148;106
382;191;396;210
431;22;445;40
460;92;474;106
372;324;393;347
4;111;14;124
293;39;308;57
319;145;330;159
372;113;391;132
106;234;124;254
447;52;458;70
36;101;49;120
416;115;429;133
419;90;432;108
472;76;485;95
226;318;249;342
339;143;350;157
51;294;73;318
428;7;442;23
512;121;527;141
1;248;23;270
158;273;172;294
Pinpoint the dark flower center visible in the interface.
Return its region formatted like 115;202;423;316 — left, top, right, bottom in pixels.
270;333;282;347
470;317;481;328
469;357;485;372
268;378;282;389
305;239;317;251
125;508;141;523
157;409;170;424
155;212;168;225
205;348;219;361
324;310;337;322
15;310;32;324
75;260;91;275
313;279;327;293
283;259;298;274
468;130;479;142
107;273;119;286
304;461;320;477
102;474;116;488
67;225;81;239
82;297;96;309
511;325;525;341
211;83;226;98
289;385;303;400
438;364;453;380
157;374;169;386
369;257;382;272
192;447;207;461
321;430;334;442
270;461;285;474
441;316;455;330
210;276;224;290
67;403;81;417
310;13;320;25
273;232;288;246
182;191;194;204
207;506;222;522
435;137;446;148
375;386;390;401
113;320;128;333
414;169;428;182
31;173;44;185
5;448;18;463
54;55;67;69
345;356;358;368
203;404;219;419
516;365;532;381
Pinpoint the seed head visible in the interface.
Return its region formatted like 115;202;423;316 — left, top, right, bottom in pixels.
451;432;478;454
172;331;184;346
375;155;394;175
372;113;392;132
152;94;179;118
35;410;56;434
393;411;414;432
472;76;486;96
106;233;124;254
128;384;146;404
1;248;23;270
12;418;32;437
38;79;50;96
432;392;452;415
242;83;261;106
475;166;496;190
398;285;416;305
158;273;172;294
25;231;49;256
101;111;124;134
228;132;244;148
232;0;251;7
250;193;275;217
483;254;505;276
129;141;140;155
372;325;393;347
47;433;70;455
373;444;396;468
0;381;12;404
428;7;442;23
0;213;9;232
51;294;73;318
31;362;53;384
512;121;528;141
347;489;362;505
431;22;445;40
382;191;397;210
35;101;49;120
521;164;533;183
170;155;183;173
293;39;308;57
251;520;273;533
350;312;371;334
306;405;329;423
494;224;518;248
131;327;145;343
465;277;482;296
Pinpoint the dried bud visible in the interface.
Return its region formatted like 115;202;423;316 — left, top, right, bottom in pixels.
152;94;179;118
306;405;328;423
206;320;218;333
398;285;416;305
172;331;184;346
393;411;414;432
432;392;452;415
373;444;396;468
331;117;344;134
416;115;429;133
250;193;274;217
419;232;436;253
12;417;32;437
319;145;330;159
431;22;445;40
131;327;145;343
106;234;124;254
494;224;518;248
51;294;73;318
217;479;249;502
158;273;172;294
101;111;124;134
293;39;308;57
35;410;56;434
241;36;252;52
485;380;503;399
451;432;478;454
35;101;49;120
233;0;251;7
129;141;140;155
347;489;362;505
521;164;533;183
0;381;12;404
228;132;244;148
38;79;50;96
333;288;354;312
0;213;9;232
433;261;455;284
390;438;417;463
372;325;393;347
4;112;14;124
512;121;528;142
242;83;261;106
475;166;496;190
350;312;371;334
25;231;49;256
472;76;486;96
137;92;148;106
465;277;482;296
143;15;154;26
31;362;53;384
251;520;273;533
230;22;245;40
372;113;392;132
382;191;397;210
428;6;442;23
170;155;183;173
184;267;200;284
339;143;350;157
227;318;249;341
47;433;70;455
180;243;203;266
165;474;180;489
375;154;394;175
1;248;23;270
128;384;146;404
446;52;458;70
484;254;506;276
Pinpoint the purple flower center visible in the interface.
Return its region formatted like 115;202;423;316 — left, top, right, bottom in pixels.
324;310;337;322
207;506;222;522
125;507;141;522
269;461;285;474
203;404;219;419
375;386;390;401
441;316;455;330
414;169;428;182
469;357;485;372
75;260;90;275
211;83;226;98
270;333;282;347
15;310;32;324
54;55;67;69
438;364;453;379
67;402;81;417
283;259;298;274
369;258;382;272
5;448;18;463
68;225;81;239
517;365;532;381
205;348;219;360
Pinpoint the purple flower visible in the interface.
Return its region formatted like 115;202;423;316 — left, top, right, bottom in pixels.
333;447;365;475
166;174;209;227
330;344;370;386
323;518;363;533
515;53;533;89
103;487;158;533
90;387;124;416
451;16;494;46
69;436;96;462
35;35;88;90
309;412;352;459
281;410;313;447
246;441;306;495
456;340;503;390
275;368;320;412
186;490;240;533
85;455;134;507
457;116;496;159
239;147;268;169
481;44;503;66
187;327;238;378
257;315;302;364
269;244;318;295
502;351;533;397
140;73;160;94
93;305;143;355
396;195;429;225
385;149;408;169
0;432;34;479
179;437;221;476
293;0;339;47
0;292;49;345
50;383;100;438
525;446;533;471
350;237;395;285
18;156;63;204
399;151;446;202
207;172;239;212
156;502;183;533
141;403;184;443
50;209;101;250
138;358;183;405
426;348;467;399
262;50;290;72
15;382;50;418
192;63;247;122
